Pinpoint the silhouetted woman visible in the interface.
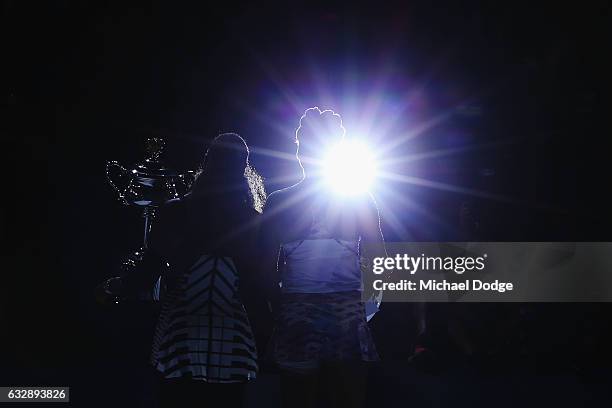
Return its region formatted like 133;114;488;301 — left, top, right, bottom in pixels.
262;108;385;408
149;133;267;408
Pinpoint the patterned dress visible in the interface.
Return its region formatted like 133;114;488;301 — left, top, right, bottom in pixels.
267;290;379;365
151;254;258;383
266;194;381;370
267;239;380;369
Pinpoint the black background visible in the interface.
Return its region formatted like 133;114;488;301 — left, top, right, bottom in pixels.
1;1;611;406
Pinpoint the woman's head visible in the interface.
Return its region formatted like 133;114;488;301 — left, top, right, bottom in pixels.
295;107;345;175
201;133;250;178
191;133;266;212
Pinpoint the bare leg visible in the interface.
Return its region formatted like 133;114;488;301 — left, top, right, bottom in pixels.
280;370;319;408
321;361;367;408
415;301;427;340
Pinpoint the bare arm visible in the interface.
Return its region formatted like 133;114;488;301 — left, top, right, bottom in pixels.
359;193;389;307
358;192;387;255
259;192;283;313
149;198;184;258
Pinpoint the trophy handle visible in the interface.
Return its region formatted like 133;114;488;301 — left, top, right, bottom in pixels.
106;161;130;205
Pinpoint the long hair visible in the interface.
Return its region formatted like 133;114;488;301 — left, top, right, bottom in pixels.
191;133;266;213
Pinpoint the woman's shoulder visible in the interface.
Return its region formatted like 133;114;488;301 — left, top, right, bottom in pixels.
265;182;304;210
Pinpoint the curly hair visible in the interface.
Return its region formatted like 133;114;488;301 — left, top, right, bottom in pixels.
295;106;346;147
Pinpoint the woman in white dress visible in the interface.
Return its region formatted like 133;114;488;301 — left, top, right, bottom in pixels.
262;108;385;408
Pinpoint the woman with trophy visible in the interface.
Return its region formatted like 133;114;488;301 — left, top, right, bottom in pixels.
148;133;268;408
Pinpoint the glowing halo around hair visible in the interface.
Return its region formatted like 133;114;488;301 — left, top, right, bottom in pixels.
322;140;377;195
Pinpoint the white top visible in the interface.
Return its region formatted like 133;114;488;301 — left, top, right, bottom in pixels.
281;238;362;293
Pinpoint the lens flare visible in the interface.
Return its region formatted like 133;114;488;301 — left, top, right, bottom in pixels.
323;140;377;195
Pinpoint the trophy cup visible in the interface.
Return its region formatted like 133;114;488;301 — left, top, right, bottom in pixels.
95;137;195;305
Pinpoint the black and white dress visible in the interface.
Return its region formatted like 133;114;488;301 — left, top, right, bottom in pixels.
151;254;258;383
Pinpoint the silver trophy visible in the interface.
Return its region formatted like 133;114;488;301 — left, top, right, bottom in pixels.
95;137;195;305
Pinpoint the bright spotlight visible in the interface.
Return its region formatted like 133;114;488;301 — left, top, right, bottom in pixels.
322;140;377;195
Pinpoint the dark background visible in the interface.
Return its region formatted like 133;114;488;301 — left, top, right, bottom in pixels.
1;1;611;406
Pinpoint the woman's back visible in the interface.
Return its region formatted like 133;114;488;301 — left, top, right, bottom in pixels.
269;181;366;244
154;192;259;276
150;133;266;387
266;181;380;295
150;192;261;383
